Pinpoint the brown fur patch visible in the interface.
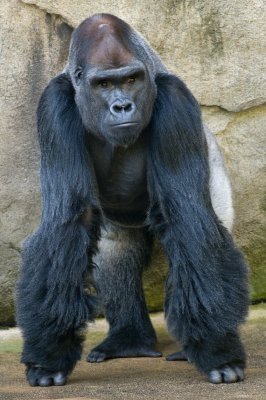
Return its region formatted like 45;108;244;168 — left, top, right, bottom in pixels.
73;14;133;68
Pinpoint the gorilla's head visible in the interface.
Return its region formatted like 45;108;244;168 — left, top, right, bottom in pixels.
68;14;157;147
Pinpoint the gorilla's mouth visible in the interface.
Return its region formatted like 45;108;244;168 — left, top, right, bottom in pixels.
111;122;139;128
106;122;141;147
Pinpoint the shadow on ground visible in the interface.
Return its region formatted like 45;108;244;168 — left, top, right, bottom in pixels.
0;305;266;400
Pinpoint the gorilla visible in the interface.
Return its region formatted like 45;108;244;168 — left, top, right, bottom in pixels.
16;13;249;387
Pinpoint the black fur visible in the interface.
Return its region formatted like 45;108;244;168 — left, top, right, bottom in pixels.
16;15;249;387
16;74;101;384
147;74;248;376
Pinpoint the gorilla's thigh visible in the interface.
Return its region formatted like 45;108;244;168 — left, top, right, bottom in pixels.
93;222;151;325
88;222;161;362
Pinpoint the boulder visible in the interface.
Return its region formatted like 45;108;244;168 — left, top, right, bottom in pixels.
0;0;265;324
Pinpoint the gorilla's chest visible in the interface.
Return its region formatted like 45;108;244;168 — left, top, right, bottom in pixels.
89;136;149;225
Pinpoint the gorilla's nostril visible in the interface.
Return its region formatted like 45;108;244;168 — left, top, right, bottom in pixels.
113;105;123;113
124;103;132;112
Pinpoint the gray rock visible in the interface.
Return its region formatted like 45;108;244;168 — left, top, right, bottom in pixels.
0;0;265;324
0;0;72;324
22;0;266;111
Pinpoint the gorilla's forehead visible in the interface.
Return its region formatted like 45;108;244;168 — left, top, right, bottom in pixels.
71;14;134;68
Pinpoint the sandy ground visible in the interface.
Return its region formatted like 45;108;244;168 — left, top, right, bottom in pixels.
0;306;265;400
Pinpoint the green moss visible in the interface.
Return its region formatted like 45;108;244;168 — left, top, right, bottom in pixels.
0;338;22;353
243;226;266;301
0;302;15;327
143;241;167;312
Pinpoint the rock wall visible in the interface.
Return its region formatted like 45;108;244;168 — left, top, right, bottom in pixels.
0;0;265;325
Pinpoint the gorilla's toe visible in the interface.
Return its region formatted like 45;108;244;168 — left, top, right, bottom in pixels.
166;351;188;361
207;365;245;384
26;366;67;387
87;350;107;363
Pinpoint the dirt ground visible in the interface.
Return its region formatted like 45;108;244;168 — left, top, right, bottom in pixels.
0;305;265;400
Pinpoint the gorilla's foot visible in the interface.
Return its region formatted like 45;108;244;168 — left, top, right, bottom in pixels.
87;329;162;363
26;365;67;387
207;364;245;384
166;350;189;361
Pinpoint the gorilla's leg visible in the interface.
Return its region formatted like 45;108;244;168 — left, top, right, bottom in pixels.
87;223;161;362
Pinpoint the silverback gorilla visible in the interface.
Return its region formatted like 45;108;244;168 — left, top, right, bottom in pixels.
16;14;249;387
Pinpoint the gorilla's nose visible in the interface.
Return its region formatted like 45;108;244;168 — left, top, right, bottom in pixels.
110;100;136;117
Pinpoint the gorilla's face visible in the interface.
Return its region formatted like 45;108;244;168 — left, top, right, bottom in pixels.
73;60;156;147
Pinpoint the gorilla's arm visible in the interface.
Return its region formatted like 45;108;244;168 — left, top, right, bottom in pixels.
16;73;100;386
147;74;249;383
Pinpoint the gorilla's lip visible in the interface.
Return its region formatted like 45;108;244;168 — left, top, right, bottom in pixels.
111;122;139;128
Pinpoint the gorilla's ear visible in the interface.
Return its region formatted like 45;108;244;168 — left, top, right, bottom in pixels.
37;73;97;224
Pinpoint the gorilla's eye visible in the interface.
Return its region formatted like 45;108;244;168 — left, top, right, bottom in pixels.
127;77;135;84
99;80;111;88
